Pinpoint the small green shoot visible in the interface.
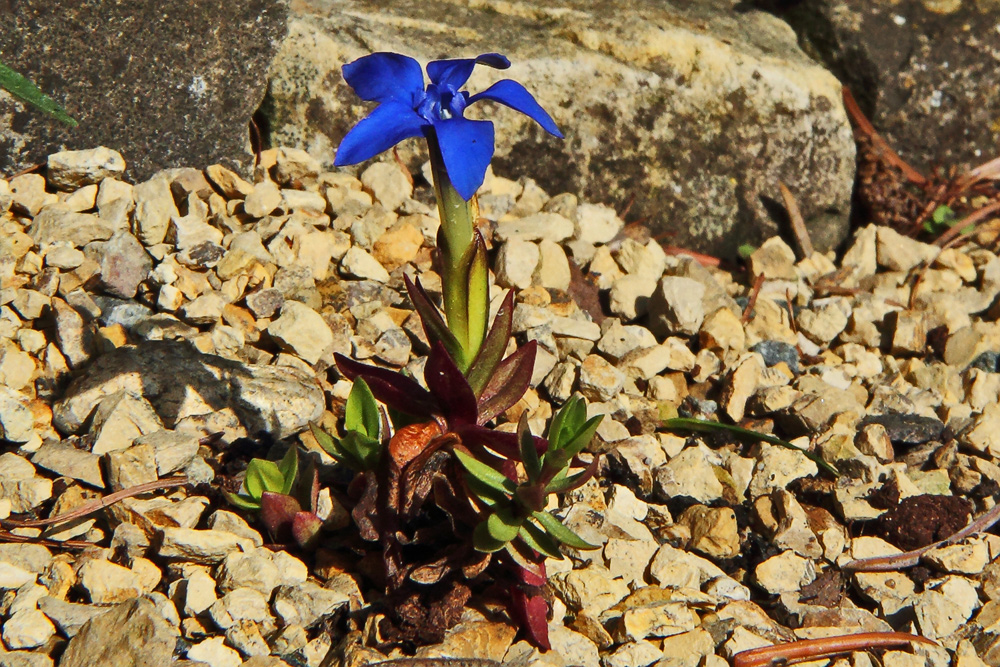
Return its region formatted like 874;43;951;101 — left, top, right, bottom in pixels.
225;445;299;510
0;62;77;127
663;416;839;476
311;378;382;471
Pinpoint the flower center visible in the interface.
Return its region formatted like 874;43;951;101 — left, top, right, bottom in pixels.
417;83;467;123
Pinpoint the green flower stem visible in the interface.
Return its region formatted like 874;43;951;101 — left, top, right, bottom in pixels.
427;133;487;370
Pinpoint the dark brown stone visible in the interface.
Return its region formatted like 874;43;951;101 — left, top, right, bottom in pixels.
760;0;1000;171
0;0;288;181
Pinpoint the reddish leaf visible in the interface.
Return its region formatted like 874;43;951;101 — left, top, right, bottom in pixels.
425;342;478;425
478;341;537;423
335;353;439;417
511;587;550;651
466;289;515;397
291;511;323;550
404;275;462;360
260;492;301;542
517;559;547;587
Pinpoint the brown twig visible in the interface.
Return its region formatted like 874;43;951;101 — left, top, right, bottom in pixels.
778;181;814;258
785;288;798;337
662;245;721;268
0;531;94;550
842;87;927;185
1;477;188;529
842;499;1000;572
742;274;766;325
392;147;414;188
733;632;938;667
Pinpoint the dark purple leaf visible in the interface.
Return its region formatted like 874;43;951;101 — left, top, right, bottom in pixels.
425;342;478;425
260;492;301;541
404;275;462;360
511;587;550;650
478;342;537;424
454;424;521;460
291;511;323;550
351;471;379;541
466;289;515;398
335;353;439;417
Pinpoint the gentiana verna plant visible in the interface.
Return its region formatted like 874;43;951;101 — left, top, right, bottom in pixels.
311;51;600;650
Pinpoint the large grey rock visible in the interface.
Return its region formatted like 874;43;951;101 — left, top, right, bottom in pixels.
0;0;288;181
59;597;178;667
763;0;1000;170
265;0;855;256
51;340;325;440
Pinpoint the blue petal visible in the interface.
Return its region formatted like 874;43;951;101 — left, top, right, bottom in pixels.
335;102;427;166
434;118;495;201
426;53;511;89
468;79;563;138
342;52;425;105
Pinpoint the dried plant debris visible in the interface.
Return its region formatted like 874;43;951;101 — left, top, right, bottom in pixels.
4;145;1000;665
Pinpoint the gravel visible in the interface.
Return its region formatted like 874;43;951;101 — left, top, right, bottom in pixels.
1;146;1000;666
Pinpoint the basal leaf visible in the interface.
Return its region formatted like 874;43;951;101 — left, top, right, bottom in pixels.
533;510;598;550
0;63;77;126
473;520;509;552
225;491;261;511
510;588;551;652
454;448;517;496
291;511;323;550
404;274;462;361
486;506;523;543
335;353;438;418
278;445;298;496
477;341;537;424
518;521;564;560
345;377;380;439
310;423;339;456
466;289;515;397
260;491;302;540
424;341;478;425
245;459;283;499
518;412;541;481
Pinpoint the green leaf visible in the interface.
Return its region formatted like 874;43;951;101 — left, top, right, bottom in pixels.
0;63;77;127
338;431;381;471
278;445;299;496
932;204;955;226
464;231;491;367
225;491;261;511
486;506;523;543
545;414;602;471
559;415;603;459
737;243;756;260
518;520;564;560
473;520;509;552
244;459;284;499
310;423;338;456
518;412;542;482
533;511;599;550
544;465;594;494
466;475;507;508
662;417;840;476
454;448;517;496
345;377;380;440
548;395;581;450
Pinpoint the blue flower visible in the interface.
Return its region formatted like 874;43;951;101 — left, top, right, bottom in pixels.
335;52;563;201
